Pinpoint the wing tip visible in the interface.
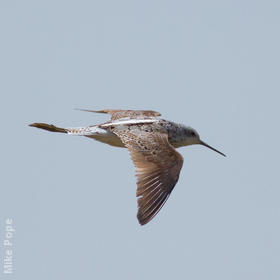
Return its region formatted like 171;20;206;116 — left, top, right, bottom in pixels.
137;213;149;226
75;108;161;117
136;193;169;226
74;108;106;113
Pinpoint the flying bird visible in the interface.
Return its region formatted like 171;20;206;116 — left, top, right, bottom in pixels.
29;109;225;225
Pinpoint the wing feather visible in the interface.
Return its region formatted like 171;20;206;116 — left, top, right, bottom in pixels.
76;108;161;120
113;129;183;225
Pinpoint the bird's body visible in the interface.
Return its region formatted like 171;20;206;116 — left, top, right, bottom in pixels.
30;109;225;225
69;119;196;148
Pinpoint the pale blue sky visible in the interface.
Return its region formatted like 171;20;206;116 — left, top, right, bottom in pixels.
1;0;280;279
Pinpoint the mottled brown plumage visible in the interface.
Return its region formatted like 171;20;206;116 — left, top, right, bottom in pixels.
112;129;183;225
29;108;225;225
76;108;161;120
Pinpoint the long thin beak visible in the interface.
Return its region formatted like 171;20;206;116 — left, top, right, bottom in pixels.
199;140;226;157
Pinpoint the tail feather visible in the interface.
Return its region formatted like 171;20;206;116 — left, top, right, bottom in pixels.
29;123;67;133
29;122;126;147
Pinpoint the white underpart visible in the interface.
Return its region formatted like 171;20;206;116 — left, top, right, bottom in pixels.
66;126;106;136
66;125;125;147
100;118;159;128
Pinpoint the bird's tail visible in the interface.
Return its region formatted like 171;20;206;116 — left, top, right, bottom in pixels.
29;122;104;136
29;123;67;133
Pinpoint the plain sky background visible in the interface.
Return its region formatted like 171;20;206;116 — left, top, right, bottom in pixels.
1;0;280;279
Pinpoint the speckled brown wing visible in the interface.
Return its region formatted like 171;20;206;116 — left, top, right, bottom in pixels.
113;128;184;225
76;108;161;120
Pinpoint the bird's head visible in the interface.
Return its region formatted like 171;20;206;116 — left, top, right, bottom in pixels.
184;127;226;157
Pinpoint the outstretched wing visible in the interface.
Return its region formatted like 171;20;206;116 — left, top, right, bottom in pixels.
113;128;184;225
76;108;161;120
